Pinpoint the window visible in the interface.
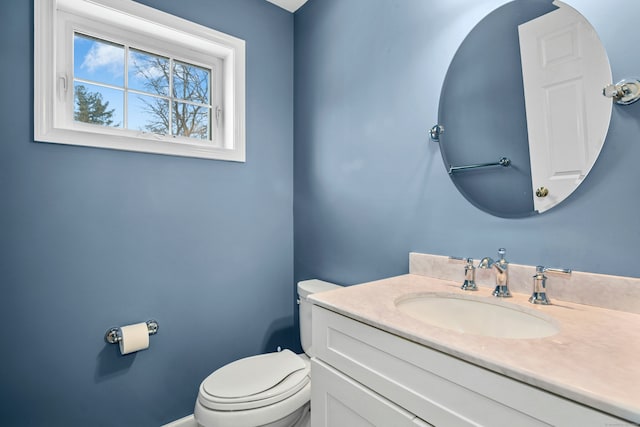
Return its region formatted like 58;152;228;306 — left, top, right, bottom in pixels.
35;0;246;161
72;34;219;141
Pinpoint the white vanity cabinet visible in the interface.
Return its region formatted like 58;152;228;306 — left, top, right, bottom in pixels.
311;305;629;427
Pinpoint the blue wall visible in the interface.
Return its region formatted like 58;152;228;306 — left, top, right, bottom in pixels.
2;0;640;425
0;0;293;425
294;0;640;286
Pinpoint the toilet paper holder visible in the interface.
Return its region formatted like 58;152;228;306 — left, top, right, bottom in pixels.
104;320;159;344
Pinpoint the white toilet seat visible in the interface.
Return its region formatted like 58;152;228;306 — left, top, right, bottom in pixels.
195;383;310;427
195;351;311;427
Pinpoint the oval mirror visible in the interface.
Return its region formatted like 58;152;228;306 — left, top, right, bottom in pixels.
437;0;612;218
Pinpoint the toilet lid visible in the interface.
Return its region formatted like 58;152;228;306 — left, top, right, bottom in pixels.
200;350;309;410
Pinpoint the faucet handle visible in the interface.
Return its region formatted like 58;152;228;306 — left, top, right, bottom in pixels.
448;256;475;263
540;266;572;275
449;257;478;291
529;265;571;305
497;248;508;266
448;256;476;269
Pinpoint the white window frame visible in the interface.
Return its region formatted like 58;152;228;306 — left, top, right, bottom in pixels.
34;0;246;162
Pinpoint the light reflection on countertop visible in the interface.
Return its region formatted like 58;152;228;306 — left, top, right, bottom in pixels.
310;274;640;423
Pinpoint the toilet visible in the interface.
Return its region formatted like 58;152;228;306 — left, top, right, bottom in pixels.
194;279;342;427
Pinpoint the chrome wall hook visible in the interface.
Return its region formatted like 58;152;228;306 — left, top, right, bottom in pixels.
603;78;640;105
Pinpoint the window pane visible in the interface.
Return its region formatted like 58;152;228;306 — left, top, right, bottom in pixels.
128;49;169;96
74;34;124;87
172;102;210;140
74;82;123;128
173;61;210;104
128;93;170;135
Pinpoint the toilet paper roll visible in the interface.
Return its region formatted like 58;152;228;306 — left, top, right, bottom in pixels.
119;322;150;355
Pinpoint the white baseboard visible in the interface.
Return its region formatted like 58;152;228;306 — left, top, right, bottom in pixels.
161;414;197;427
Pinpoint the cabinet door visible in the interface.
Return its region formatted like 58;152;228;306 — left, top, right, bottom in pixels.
311;359;425;427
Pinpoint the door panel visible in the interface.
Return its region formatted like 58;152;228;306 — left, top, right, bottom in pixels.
519;0;611;212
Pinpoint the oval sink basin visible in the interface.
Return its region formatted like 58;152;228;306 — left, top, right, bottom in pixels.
395;293;558;339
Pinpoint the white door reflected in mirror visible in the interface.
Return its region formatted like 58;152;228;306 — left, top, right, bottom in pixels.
519;0;612;213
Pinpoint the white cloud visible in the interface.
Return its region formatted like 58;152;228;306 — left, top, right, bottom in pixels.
81;43;124;77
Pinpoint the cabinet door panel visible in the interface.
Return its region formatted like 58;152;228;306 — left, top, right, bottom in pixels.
311;359;419;427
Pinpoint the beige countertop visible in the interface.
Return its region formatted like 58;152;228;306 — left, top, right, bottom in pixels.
310;274;640;423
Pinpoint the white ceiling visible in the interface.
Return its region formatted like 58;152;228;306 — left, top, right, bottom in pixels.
265;0;309;13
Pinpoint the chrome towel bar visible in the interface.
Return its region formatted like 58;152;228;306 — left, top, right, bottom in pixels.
448;157;511;174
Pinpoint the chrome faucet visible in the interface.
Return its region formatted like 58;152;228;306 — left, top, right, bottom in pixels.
478;248;511;297
529;265;571;305
448;256;478;291
460;258;477;291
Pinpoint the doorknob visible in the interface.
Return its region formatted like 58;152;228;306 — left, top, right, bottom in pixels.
535;187;549;198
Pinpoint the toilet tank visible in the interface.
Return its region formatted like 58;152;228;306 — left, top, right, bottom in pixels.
297;279;342;356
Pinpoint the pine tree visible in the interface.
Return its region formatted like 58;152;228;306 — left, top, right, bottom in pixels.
74;85;117;126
